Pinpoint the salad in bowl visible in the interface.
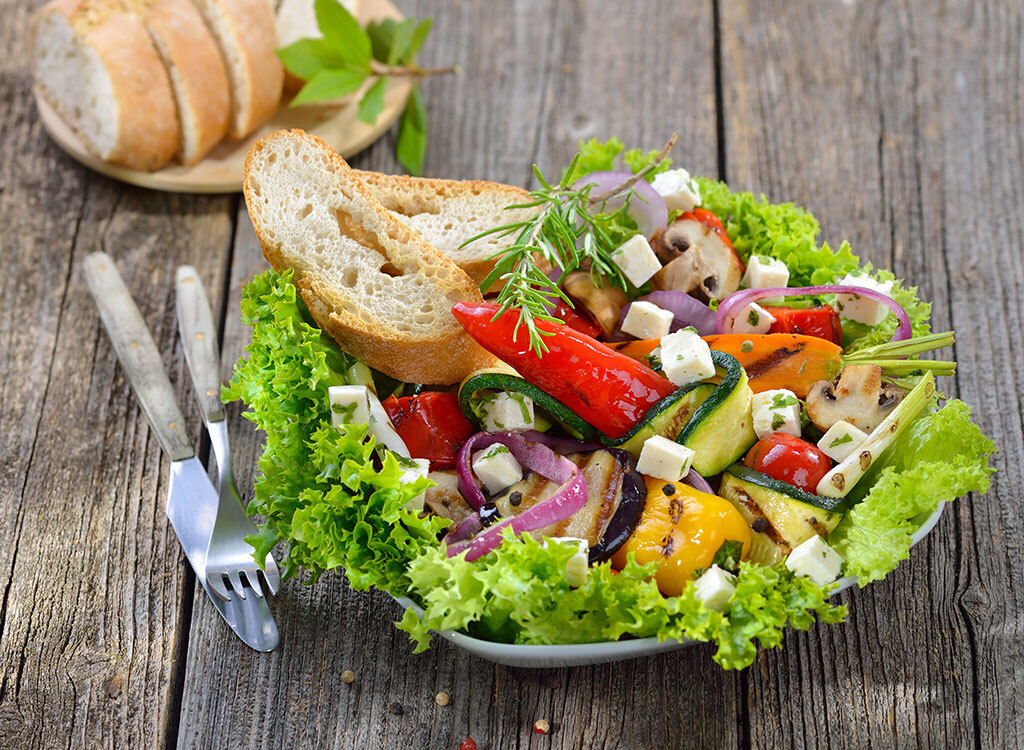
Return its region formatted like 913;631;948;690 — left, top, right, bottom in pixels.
226;132;995;669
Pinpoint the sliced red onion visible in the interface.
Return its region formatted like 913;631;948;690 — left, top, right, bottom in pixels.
449;431;587;561
716;285;912;341
521;430;602;453
612;291;717;339
572;170;668;239
682;468;714;495
445;515;483;544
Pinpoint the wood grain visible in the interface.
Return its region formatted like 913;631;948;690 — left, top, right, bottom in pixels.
720;0;1024;747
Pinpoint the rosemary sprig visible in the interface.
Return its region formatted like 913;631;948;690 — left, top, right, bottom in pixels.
463;135;677;355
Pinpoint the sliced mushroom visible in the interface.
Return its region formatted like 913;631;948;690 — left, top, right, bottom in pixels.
651;217;744;302
424;471;474;525
805;364;906;433
562;271;629;337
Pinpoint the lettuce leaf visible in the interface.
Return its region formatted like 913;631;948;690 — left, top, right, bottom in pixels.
397;530;845;669
829;400;996;584
223;270;446;592
563;137;672;184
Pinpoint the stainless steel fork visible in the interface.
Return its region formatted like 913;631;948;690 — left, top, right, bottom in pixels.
175;267;281;616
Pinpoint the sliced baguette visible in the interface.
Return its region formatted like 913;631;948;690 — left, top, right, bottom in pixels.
31;0;179;171
243;130;496;384
355;170;541;288
192;0;283;140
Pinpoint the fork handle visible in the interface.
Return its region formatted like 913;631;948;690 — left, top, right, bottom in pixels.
83;253;195;462
175;266;225;424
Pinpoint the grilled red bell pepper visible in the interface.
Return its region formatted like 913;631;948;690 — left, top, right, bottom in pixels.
381;391;475;470
763;305;843;345
549;299;603;339
451;302;676;438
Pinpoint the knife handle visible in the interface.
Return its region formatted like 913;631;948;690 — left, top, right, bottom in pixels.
175;266;225;424
83;253;195;462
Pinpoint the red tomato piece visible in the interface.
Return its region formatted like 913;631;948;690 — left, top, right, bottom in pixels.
763;305;843;345
742;432;833;493
381;392;475;470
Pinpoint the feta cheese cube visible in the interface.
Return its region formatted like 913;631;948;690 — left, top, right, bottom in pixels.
693;565;737;612
729;302;776;335
651;168;702;213
481;392;535;432
398;457;430;512
547;537;589;588
659;328;716;386
835;273;895;326
621;300;674;339
785;535;844;586
329;385;370;427
636;435;696;481
471;444;524;495
817;420;868;462
741;255;790;304
611;234;662;288
751;388;802;438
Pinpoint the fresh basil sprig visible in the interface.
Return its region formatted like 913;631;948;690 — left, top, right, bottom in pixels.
277;0;458;175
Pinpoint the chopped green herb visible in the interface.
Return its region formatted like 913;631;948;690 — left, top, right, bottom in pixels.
829;433;854;448
483;445;511;459
747;309;760;326
331;401;359;423
508;392;533;423
771;412;785;431
769;393;799;410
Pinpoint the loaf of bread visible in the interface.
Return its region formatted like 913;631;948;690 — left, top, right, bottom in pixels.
243;130;496;384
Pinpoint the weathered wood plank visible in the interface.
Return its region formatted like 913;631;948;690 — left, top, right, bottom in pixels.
0;2;237;743
175;2;737;749
721;0;1024;747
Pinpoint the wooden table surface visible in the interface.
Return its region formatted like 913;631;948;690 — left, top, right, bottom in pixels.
2;1;1022;748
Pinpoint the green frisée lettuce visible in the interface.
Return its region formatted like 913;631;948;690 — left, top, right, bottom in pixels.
562;137;673;184
397;530;845;670
222;270;446;592
829;399;996;584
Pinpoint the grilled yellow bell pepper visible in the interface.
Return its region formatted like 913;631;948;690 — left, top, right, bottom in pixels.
611;477;752;596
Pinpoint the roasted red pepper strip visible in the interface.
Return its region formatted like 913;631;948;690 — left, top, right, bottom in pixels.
381;392;475;470
763;305;843;345
549;299;603;339
451;302;676;439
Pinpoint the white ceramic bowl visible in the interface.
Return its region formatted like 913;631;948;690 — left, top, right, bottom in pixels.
396;502;946;668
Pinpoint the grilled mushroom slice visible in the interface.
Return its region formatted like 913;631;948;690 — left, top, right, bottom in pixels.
562;271;629;337
805;364;906;433
651;217;744;302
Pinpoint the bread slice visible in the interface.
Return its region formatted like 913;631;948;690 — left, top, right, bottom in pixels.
276;0;360;93
31;0;179;171
192;0;283;140
134;0;230;165
243;130;496;384
355;171;540;288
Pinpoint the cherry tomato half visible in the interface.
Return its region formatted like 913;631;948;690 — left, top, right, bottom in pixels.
742;432;833;493
381;392;475;470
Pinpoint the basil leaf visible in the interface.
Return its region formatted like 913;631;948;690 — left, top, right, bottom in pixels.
290;68;367;108
315;0;371;68
276;38;348;81
396;87;427;175
357;77;389;124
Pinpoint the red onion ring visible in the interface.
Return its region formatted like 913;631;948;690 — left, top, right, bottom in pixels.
716;285;912;341
682;468;714;495
612;291;717;339
572;170;668;239
445;515;483;544
449;432;587;561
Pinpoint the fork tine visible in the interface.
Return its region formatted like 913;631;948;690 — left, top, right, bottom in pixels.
227;569;247;599
262;554;281;595
242;569;265;598
207;572;233;602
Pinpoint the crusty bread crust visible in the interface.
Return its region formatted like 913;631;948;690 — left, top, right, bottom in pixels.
243;130;497;384
32;0;179;171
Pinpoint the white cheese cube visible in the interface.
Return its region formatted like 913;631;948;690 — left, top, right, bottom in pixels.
741;255;790;304
398;457;430;512
611;234;662;288
481;392;535;432
651;168;702;213
835;273;895;326
471;445;524;495
659;328;716;386
328;385;370;427
817;420;868;462
693;565;737;612
785;535;844;586
751;388;802;438
636;435;695;481
548;537;589;588
621;300;674;339
729;302;776;335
